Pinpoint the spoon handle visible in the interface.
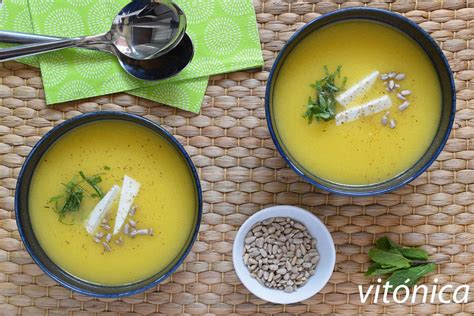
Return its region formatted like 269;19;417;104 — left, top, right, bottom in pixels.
0;30;111;54
0;31;62;44
0;38;82;62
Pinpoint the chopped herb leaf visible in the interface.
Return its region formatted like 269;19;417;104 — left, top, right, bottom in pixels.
79;171;104;198
48;179;84;224
48;171;105;224
303;65;346;123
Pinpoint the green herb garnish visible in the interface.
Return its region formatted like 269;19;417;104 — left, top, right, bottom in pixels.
48;171;104;224
366;237;437;291
79;171;104;198
49;180;84;224
303;65;346;123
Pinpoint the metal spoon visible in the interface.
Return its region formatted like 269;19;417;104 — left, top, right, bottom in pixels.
0;30;194;81
0;0;186;62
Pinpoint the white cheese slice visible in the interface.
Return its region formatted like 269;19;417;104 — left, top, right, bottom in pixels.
335;95;392;126
113;175;141;235
85;185;120;235
336;71;380;107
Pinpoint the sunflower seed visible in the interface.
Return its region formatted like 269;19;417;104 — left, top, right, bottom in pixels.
399;101;409;111
243;254;249;264
395;73;405;80
277;268;287;275
245;236;256;244
397;93;406;100
100;224;110;230
381;115;388;126
389;119;397;129
124;223;130;235
106;233;112;243
388;80;395;90
401;90;412;96
381;74;389;80
129;206;137;217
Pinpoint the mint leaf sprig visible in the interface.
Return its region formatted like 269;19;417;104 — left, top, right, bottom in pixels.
366;237;438;291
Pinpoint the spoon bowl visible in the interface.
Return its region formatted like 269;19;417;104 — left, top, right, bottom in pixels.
110;0;186;60
118;32;193;81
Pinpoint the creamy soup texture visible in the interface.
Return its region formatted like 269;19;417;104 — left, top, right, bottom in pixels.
273;20;442;185
29;120;197;285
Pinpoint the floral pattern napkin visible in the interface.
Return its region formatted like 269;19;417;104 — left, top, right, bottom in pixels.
0;0;263;113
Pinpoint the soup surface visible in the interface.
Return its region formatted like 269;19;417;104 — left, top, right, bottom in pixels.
273;20;442;185
29;120;197;285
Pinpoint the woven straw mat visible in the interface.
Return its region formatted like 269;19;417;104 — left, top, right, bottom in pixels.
1;0;474;315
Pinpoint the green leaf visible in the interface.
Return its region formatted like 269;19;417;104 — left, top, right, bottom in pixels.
400;248;429;261
387;248;403;255
48;171;105;224
366;262;403;276
366;262;381;276
48;195;63;203
368;248;411;269
79;171;104;198
303;65;345;124
385;263;435;291
375;236;399;251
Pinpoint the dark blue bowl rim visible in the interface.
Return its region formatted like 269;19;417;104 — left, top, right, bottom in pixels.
14;111;203;298
265;7;456;196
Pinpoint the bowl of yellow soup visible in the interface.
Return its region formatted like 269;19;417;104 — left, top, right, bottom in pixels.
15;112;202;297
266;8;455;196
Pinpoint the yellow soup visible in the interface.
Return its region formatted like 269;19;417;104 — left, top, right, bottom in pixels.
273;21;441;185
29;120;198;285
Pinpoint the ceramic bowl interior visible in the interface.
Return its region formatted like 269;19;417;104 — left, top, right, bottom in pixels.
265;8;456;196
232;205;336;304
15;112;202;297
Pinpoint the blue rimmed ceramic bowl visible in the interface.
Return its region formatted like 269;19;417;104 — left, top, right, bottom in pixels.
15;112;202;297
265;7;455;196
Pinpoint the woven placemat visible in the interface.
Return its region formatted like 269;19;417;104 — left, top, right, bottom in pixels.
1;0;473;315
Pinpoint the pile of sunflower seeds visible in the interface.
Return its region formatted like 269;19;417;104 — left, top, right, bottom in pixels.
242;217;319;293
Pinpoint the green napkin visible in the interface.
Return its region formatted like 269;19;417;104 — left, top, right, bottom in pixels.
0;0;263;113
